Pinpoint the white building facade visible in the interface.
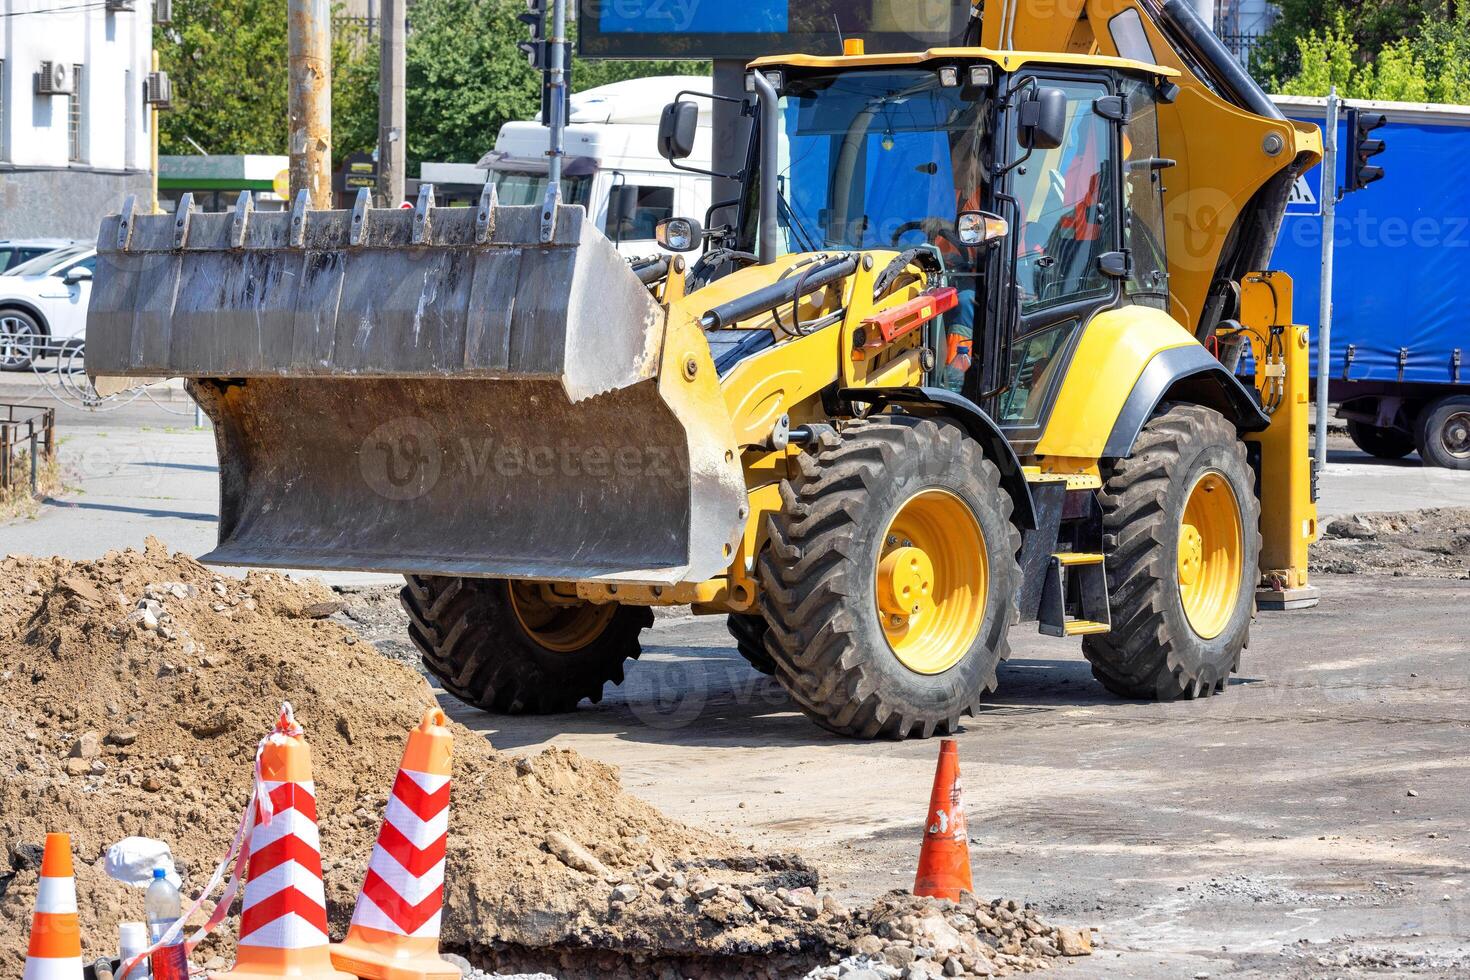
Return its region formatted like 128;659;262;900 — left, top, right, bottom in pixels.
0;0;154;238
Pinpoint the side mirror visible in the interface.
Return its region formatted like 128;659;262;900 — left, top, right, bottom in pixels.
655;216;703;252
1018;87;1068;151
956;211;1010;247
62;266;93;286
657;101;699;162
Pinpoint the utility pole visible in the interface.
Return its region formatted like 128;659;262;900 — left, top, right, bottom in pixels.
1315;87;1339;471
150;50;161;214
378;0;406;206
287;0;332;209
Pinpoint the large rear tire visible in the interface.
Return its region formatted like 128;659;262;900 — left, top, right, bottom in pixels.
402;576;651;713
758;417;1021;739
1346;419;1414;460
1082;404;1261;700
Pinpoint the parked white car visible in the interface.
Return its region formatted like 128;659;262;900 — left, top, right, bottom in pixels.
0;245;95;371
0;239;81;275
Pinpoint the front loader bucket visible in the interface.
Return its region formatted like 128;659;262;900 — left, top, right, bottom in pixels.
86;197;744;583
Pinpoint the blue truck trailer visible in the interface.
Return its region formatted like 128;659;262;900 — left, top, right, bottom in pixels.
1269;95;1470;470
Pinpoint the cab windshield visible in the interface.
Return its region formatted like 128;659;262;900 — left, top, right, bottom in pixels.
488;170;592;210
772;69;993;253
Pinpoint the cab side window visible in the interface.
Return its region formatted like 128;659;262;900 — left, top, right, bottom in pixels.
1120;79;1170;310
1009;80;1115;315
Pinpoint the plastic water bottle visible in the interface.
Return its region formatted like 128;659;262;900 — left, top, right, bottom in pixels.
144;868;188;980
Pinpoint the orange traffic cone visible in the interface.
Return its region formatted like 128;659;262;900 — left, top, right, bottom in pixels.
22;833;83;980
913;739;973;901
330;708;456;980
213;705;354;980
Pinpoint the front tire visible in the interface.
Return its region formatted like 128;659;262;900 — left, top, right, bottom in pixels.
1414;396;1470;470
402;576;651;713
1346;419;1414;460
1083;404;1261;701
758;417;1021;739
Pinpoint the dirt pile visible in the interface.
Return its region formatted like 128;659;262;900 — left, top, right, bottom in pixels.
0;540;1085;978
1311;507;1470;578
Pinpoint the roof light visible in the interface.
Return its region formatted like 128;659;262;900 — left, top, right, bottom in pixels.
843;38;865;56
969;65;994;88
937;66;960;88
745;70;785;93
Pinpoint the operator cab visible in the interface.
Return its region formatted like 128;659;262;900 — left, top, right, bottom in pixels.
659;49;1178;452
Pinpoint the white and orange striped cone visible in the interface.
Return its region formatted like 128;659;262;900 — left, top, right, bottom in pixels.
22;833;83;980
330;708;455;980
213;706;354;980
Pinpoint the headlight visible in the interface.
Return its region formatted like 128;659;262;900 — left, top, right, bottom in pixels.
956;211;1010;247
655;217;703;253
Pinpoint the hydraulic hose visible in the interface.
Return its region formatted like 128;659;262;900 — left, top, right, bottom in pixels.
699;255;858;330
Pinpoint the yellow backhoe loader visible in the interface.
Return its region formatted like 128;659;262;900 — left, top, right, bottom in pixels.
88;0;1323;738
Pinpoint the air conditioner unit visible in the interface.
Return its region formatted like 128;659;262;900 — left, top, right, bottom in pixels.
145;71;173;109
35;61;72;96
155;0;173;23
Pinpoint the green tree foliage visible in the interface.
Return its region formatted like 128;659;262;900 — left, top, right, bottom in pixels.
157;0;705;175
403;0;706;174
156;0;378;165
1251;1;1443;86
1274;6;1470;103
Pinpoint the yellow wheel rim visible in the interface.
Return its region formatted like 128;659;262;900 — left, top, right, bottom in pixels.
508;582;616;653
1177;471;1244;640
876;489;989;675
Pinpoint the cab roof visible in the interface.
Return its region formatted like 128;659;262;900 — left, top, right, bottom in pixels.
748;47;1179;79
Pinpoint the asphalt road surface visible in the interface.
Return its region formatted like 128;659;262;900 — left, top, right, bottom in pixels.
3;380;1468;977
448;576;1468;978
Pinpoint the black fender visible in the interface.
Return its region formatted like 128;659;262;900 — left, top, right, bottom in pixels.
1104;346;1269;458
839;386;1036;530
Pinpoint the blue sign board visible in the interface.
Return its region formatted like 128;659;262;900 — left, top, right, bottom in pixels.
577;0;969;59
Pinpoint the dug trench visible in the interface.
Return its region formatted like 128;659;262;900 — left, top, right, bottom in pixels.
0;539;1095;979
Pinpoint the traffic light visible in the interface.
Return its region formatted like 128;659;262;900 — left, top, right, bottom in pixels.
1346;109;1388;194
517;0;570;125
517;0;547;68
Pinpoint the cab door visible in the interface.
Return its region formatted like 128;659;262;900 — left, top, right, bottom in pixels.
991;75;1124;454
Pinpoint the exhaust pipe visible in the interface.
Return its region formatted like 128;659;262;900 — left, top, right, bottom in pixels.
751;70;781;265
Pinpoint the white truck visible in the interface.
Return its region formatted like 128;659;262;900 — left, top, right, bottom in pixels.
478;76;714;257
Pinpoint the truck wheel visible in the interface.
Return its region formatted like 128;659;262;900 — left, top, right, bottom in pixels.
1413;396;1470;470
402;576;651;713
1083;404;1261;700
757;417;1021;739
1346;419;1414;459
726;614;776;674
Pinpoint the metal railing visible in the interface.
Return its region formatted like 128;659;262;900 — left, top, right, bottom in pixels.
1;404;55;494
1218;31;1266;68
